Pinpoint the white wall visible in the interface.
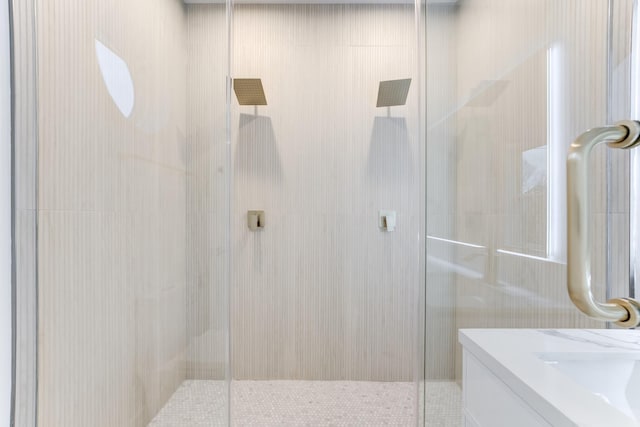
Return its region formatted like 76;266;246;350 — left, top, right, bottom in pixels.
0;0;12;424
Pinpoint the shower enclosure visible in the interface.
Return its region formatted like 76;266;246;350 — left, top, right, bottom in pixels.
11;0;425;425
9;0;640;425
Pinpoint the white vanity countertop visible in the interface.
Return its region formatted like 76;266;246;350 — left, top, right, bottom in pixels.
459;329;640;427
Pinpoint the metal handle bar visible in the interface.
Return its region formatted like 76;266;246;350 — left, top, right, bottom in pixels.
567;120;640;328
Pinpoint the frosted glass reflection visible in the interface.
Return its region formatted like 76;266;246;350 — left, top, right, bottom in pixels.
521;146;546;194
95;39;134;118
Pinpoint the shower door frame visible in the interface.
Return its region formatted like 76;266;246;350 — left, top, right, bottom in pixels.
607;0;640;310
629;0;640;304
9;0;39;425
3;0;14;424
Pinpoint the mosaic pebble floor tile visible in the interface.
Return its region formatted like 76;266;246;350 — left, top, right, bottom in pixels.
423;382;462;427
149;380;461;427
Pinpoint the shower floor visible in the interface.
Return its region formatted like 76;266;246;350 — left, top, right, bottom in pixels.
148;380;461;426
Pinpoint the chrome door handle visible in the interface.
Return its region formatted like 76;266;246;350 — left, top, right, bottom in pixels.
567;120;640;328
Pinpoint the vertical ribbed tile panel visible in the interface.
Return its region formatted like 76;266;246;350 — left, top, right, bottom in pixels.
185;5;230;393
228;4;422;381
424;4;457;381
12;0;38;425
35;0;189;425
425;0;633;385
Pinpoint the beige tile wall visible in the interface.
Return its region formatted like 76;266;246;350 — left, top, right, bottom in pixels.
184;4;423;382
229;4;422;381
35;0;189;425
425;4;458;380
185;4;229;381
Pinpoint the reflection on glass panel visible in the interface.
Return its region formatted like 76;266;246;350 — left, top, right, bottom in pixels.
95;39;134;118
545;42;567;263
425;1;640;424
521;145;546;195
425;0;616;394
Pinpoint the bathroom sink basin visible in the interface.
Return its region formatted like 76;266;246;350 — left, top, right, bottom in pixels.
538;353;640;420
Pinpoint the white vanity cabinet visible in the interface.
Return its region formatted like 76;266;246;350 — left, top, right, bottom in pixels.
462;349;550;427
459;329;640;427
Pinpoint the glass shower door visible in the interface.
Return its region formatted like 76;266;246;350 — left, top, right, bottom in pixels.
11;1;232;425
15;0;427;424
425;0;640;425
228;2;424;425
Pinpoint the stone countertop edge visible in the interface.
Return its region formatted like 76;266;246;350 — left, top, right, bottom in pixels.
459;329;640;427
